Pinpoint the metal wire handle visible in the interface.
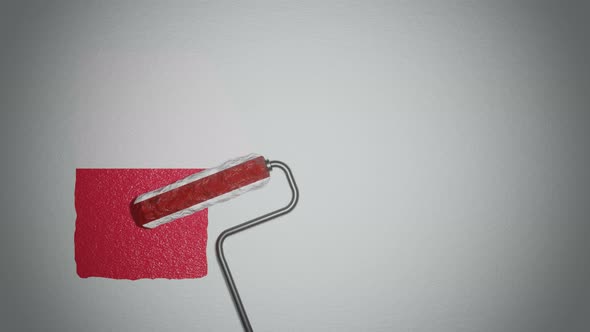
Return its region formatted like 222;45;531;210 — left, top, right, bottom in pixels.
215;160;300;332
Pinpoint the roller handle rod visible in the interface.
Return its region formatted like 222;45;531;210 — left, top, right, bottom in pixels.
215;160;299;332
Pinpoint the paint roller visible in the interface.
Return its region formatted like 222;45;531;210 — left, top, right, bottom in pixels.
131;153;299;332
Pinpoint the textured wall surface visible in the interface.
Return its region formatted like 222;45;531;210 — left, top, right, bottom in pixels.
75;169;208;279
1;1;589;331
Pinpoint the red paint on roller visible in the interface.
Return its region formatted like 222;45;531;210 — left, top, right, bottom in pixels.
132;156;270;228
75;169;208;280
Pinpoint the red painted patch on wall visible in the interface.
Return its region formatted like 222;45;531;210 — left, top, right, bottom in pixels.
75;169;208;280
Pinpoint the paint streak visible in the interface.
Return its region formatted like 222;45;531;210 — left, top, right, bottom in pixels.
75;169;208;280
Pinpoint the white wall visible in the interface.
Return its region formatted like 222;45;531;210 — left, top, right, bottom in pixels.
1;1;589;331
